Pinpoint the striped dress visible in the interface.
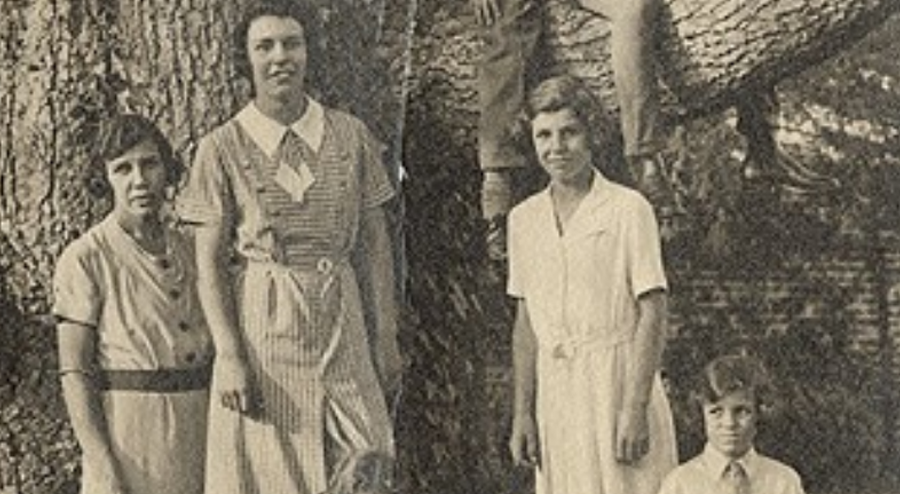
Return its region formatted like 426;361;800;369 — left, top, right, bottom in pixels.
177;101;395;494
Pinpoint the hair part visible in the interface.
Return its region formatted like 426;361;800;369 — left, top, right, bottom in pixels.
87;113;182;198
232;0;322;91
511;74;630;184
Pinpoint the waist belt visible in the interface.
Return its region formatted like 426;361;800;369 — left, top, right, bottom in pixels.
97;365;212;393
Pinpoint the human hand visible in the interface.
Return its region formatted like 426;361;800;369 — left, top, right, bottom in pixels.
214;355;261;416
472;0;502;26
615;406;650;464
509;413;541;468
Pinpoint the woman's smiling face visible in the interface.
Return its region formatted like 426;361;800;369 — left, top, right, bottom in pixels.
531;108;594;186
247;15;308;103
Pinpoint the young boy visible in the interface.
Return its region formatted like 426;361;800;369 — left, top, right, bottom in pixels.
658;355;806;494
473;0;671;259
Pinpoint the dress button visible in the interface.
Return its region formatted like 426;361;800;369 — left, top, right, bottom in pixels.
169;289;181;299
179;321;190;332
317;258;333;274
158;258;171;269
185;352;196;363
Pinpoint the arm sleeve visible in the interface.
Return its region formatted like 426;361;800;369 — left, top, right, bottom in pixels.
358;125;396;210
176;134;234;224
52;243;102;327
626;194;668;298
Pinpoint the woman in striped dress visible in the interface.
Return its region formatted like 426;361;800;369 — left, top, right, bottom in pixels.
176;1;401;492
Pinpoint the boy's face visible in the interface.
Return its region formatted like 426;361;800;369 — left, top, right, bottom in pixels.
703;390;758;459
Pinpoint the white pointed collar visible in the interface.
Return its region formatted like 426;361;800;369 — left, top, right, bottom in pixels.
701;443;759;480
234;97;325;159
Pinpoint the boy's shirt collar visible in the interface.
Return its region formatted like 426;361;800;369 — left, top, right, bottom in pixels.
235;98;325;159
701;443;759;480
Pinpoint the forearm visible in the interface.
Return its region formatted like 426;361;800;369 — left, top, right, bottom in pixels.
197;268;245;358
624;289;668;411
357;208;399;357
512;299;537;418
194;225;245;359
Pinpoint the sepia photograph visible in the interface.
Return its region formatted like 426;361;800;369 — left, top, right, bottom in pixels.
1;0;899;493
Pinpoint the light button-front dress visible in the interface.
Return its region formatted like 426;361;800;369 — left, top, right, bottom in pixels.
507;170;677;494
53;218;213;494
178;99;395;494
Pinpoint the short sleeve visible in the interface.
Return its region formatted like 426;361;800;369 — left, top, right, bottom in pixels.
358;125;395;210
625;194;667;298
176;133;233;224
53;242;102;327
506;208;524;298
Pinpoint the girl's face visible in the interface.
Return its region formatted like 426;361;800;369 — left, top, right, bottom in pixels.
702;390;758;459
247;15;307;103
106;139;167;222
531;108;593;187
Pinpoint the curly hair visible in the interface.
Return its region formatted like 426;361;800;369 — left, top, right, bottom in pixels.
86;113;183;199
232;0;322;93
692;354;778;414
512;74;630;185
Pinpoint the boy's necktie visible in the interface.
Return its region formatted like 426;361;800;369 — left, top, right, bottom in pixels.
724;460;751;494
276;130;316;202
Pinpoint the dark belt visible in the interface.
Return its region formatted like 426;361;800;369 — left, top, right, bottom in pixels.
97;365;212;393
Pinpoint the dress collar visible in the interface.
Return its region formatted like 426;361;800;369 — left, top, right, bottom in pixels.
538;169;617;238
540;169;615;207
234;97;325;159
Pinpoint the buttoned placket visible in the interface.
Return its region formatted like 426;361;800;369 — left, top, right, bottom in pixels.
551;233;575;360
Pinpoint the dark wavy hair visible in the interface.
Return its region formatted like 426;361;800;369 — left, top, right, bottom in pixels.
86;113;183;198
692;354;778;415
512;74;630;185
233;0;322;93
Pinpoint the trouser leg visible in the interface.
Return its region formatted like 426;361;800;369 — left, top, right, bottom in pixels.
477;0;541;221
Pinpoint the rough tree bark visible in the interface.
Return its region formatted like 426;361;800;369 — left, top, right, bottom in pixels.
0;0;246;315
0;1;408;492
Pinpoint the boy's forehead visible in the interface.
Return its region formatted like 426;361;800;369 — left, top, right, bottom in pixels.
704;388;757;406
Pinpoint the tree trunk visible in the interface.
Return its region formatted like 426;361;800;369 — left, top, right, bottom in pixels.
0;0;248;315
0;1;408;491
409;0;900;132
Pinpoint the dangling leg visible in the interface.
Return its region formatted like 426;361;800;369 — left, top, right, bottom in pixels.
736;89;781;186
476;0;541;259
579;0;674;215
736;88;840;193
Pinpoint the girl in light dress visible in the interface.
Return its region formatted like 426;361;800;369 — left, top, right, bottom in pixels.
54;113;212;494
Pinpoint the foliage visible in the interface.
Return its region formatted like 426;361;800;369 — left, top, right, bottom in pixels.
665;265;893;492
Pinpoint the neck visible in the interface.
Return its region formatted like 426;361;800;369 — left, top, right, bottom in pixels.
115;212;165;253
550;169;594;203
256;92;308;126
